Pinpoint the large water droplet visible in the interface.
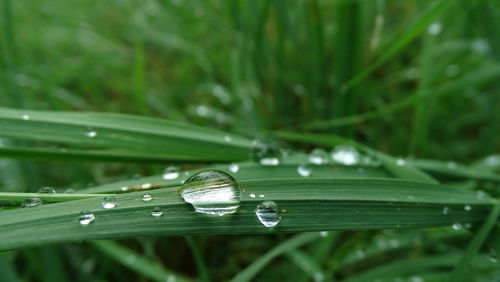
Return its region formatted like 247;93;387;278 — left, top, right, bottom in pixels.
78;211;95;226
309;148;329;165
37;187;56;194
256;201;281;228
21;198;42;208
102;196;117;209
297;165;312;177
330;145;360;165
151;207;164;217
141;193;153;202
179;170;240;216
228;163;239;173
252;139;281;166
162;166;180;180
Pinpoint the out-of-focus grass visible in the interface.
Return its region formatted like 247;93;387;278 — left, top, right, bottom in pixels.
0;0;499;281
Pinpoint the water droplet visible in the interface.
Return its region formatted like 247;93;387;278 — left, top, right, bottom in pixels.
309;148;329;165
258;194;265;198
464;205;472;211
297;165;312;177
330;145;360;165
249;193;256;198
319;231;329;237
471;38;490;54
442;206;449;214
141;193;153;202
179;170;240;216
124;255;136;264
85;130;97;138
477;190;486;200
464;223;472;229
102;196;117;209
37;187;56;194
447;161;458;169
141;183;153;189
151;207;164;217
228;163;239;173
427;22;442;36
162;166;180;180
256;201;281;228
252;139;281;166
452;223;463;230
21;198;42;208
223;135;232;142
21;114;30;120
409;276;424;282
78;211;95;226
120;186;129;192
396;158;406;166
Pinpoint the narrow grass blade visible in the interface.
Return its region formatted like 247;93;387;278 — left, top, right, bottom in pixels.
230;233;321;282
342;0;455;91
91;240;189;282
449;199;500;281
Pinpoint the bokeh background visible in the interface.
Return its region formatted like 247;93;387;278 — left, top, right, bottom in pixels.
1;0;499;281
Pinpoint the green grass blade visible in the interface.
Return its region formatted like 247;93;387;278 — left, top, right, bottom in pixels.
0;107;252;162
449;199;500;281
0;178;493;251
303;64;500;130
91;240;189;282
342;0;455;91
229;233;321;282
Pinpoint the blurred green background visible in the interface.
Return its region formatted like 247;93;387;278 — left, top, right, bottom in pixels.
1;0;499;281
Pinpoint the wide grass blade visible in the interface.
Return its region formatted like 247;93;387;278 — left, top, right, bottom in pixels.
0;107;252;162
0;177;493;251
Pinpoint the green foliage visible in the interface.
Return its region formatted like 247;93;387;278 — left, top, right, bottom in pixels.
0;0;499;281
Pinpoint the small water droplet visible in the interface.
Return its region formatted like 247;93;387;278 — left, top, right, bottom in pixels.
21;198;42;208
252;139;281;166
141;193;153;202
223;135;232;142
477;190;486;200
447;161;458;169
256;201;281;228
124;255;136;264
249;193;256;198
151;207;164;217
427;22;442;36
21;114;30;120
102;196;117;209
141;183;153;189
228;163;239;173
409;276;424;282
78;211;95;226
162;166;180;180
464;223;472;229
330;145;360;165
258;194;265;198
313;272;325;282
309;148;329;165
464;205;472;211
179;170;240;216
120;186;129;192
297;165;312;177
452;223;463;230
396;158;406;166
319;231;329;237
37;187;56;194
85;130;97;138
442;206;449;214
